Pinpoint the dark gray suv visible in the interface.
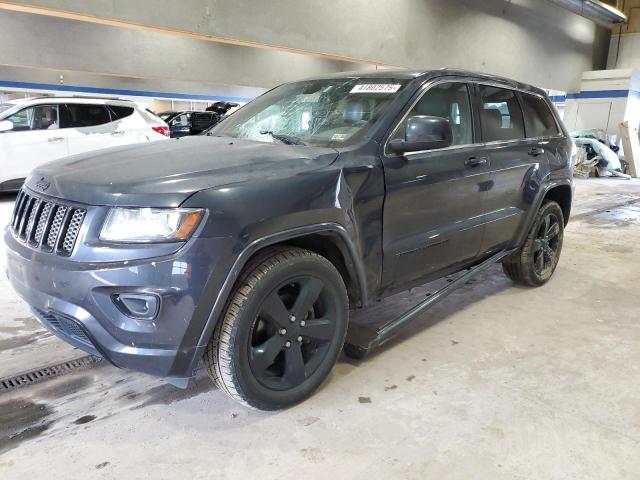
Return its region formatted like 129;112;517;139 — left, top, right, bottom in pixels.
5;70;573;409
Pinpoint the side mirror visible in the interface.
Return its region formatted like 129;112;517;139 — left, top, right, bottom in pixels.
389;115;452;154
0;120;14;132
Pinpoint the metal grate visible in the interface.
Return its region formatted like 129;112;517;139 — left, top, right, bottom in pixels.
47;205;67;249
0;356;101;393
33;309;94;348
33;202;52;245
10;189;86;256
62;209;86;254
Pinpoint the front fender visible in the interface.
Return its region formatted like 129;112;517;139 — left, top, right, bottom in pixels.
210;222;363;324
172;164;384;377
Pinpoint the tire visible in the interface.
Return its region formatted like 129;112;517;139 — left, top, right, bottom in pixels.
205;247;348;410
502;200;565;287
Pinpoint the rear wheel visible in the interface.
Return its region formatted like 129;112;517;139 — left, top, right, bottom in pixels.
205;247;348;410
502;200;564;287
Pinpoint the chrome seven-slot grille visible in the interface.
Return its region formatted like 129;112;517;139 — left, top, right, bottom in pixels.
11;189;86;256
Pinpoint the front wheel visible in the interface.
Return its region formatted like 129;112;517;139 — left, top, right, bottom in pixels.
502;200;565;287
205;247;348;410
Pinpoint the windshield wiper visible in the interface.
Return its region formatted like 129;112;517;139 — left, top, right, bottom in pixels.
259;129;307;146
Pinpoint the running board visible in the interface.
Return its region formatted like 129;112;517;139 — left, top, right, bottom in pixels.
343;250;514;360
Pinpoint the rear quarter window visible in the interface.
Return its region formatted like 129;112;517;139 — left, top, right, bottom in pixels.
521;93;560;138
109;105;135;120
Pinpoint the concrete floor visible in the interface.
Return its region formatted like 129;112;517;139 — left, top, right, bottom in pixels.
0;178;639;479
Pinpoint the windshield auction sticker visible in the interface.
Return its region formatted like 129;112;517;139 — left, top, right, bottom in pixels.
350;84;402;94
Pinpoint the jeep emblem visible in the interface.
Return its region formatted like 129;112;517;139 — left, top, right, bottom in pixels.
35;176;50;192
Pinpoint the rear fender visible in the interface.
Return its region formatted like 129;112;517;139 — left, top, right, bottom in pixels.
513;178;573;247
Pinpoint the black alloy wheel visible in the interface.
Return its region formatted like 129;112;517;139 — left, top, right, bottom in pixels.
248;276;338;390
206;247;348;410
532;212;561;278
502;200;565;287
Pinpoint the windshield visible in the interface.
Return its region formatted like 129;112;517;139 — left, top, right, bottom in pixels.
211;77;409;147
0;103;19;117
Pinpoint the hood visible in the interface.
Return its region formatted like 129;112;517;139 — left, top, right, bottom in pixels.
25;136;339;207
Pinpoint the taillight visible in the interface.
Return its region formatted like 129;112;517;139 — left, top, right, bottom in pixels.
152;126;170;137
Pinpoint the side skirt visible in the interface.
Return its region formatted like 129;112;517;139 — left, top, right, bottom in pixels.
343;249;515;359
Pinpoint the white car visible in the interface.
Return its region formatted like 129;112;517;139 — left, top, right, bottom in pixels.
0;97;170;191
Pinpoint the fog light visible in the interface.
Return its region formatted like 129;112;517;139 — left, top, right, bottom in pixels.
112;293;160;320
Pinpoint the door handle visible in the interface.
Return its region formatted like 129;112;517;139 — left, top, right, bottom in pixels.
528;147;545;157
48;137;64;143
465;156;488;168
111;130;125;137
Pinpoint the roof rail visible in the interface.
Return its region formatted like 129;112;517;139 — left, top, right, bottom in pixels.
26;95;134;102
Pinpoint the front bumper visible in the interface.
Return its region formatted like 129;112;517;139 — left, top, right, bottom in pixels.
5;227;234;381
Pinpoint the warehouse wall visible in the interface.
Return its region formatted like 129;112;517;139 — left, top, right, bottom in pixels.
0;9;374;92
0;66;267;103
608;33;640;68
0;0;610;92
563;70;632;135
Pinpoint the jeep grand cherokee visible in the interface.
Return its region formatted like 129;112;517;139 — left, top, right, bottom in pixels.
5;70;573;410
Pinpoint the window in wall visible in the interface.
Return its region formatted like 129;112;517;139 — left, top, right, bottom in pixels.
479;85;525;142
389;82;473;151
521;93;560;138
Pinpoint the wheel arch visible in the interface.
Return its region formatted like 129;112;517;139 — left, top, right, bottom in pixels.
512;179;573;249
542;183;573;226
191;223;368;367
235;224;368;309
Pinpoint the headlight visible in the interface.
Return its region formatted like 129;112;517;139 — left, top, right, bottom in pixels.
100;208;204;243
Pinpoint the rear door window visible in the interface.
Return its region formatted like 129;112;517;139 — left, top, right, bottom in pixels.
191;112;216;132
521;93;560;138
479;85;525;142
64;104;112;127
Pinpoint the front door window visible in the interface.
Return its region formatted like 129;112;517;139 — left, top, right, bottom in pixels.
7;105;60;131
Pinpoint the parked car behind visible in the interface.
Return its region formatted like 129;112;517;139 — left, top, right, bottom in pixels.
0;97;169;192
161;110;221;138
157;110;178;122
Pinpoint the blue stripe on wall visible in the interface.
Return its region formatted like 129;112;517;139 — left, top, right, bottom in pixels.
566;90;632;100
3;80;637;105
0;80;254;103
